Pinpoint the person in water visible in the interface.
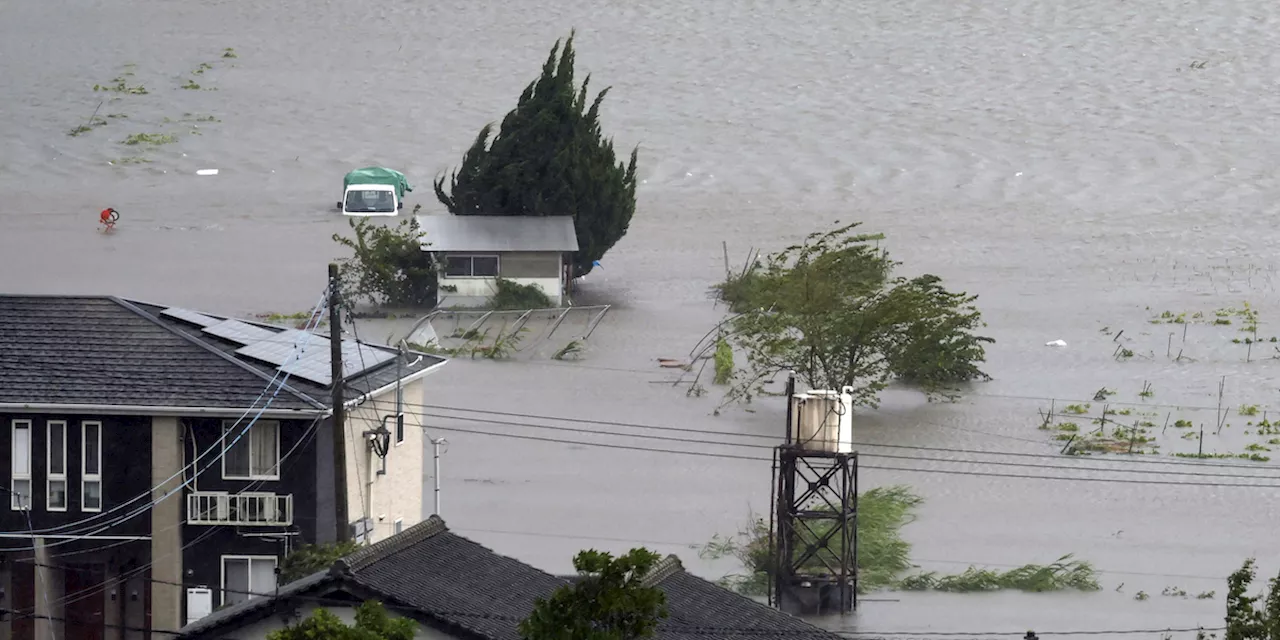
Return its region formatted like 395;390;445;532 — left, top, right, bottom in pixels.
99;207;119;230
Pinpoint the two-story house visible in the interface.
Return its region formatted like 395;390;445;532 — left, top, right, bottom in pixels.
0;295;447;640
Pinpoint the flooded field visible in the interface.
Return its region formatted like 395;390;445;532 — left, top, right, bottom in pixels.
5;0;1280;636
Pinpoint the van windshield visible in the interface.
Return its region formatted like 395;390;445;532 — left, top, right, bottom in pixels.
345;190;396;213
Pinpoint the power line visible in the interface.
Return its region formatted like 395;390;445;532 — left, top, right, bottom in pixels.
407;407;1280;481
390;399;1280;472
415;421;1280;488
18;289;331;538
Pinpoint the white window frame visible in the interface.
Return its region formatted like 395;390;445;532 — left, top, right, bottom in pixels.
220;555;278;606
46;420;68;512
82;421;102;512
220;420;281;481
394;518;403;535
10;419;31;511
443;254;500;278
394;413;405;447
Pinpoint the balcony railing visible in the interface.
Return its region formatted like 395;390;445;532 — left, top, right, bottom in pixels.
187;491;293;526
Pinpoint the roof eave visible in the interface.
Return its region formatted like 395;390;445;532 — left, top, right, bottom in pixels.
345;358;448;409
0;403;327;418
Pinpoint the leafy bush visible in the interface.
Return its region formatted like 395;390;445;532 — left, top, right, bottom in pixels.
279;541;361;583
490;278;552;310
332;218;436;307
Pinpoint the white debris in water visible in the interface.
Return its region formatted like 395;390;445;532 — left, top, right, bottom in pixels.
1045;339;1067;347
196;169;218;176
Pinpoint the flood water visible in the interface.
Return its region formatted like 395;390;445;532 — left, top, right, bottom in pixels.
5;0;1280;636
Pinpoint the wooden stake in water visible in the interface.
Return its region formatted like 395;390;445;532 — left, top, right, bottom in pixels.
1199;424;1204;456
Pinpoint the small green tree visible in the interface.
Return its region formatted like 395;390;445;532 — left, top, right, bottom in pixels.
332;218;436;308
519;548;669;640
267;601;415;640
1222;558;1280;640
434;32;638;278
715;222;993;407
279;541;362;583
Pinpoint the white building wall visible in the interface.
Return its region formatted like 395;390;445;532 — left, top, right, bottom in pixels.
438;276;563;306
227;603;455;640
343;378;428;544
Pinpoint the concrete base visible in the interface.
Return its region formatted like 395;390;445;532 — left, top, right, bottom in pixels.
777;579;854;616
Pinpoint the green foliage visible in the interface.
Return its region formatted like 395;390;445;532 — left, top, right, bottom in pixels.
122;133;175;146
713;338;734;385
1218;558;1280;640
702;487;1095;595
715;222;993;407
333;218;437;307
279;541;361;583
699;486;921;594
898;555;1100;592
491;278;553;310
434;32;638;278
519;548;668;640
267;601;415;640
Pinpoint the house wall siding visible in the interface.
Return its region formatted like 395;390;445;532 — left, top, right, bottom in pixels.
210;603;455;640
498;251;562;278
0;413;152;536
343;379;427;544
182;417;321;613
435;251;566;308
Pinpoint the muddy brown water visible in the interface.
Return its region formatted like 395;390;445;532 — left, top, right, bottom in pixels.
5;0;1280;635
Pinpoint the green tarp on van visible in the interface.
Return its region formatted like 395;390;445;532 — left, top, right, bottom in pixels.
343;167;413;199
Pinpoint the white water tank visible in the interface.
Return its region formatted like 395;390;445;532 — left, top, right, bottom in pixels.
789;387;854;453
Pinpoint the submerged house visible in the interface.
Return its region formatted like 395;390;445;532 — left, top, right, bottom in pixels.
0;295;447;639
416;214;578;308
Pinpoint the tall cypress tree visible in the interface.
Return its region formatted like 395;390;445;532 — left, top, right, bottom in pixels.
434;32;638;278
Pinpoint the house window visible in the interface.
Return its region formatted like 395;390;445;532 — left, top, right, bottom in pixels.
221;556;277;606
10;420;31;510
82;421;102;512
395;413;405;446
222;420;280;480
47;421;67;511
444;255;499;277
394;519;403;535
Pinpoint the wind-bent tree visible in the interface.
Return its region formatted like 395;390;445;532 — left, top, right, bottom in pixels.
715;222;993;407
519;548;668;640
435;32;638;278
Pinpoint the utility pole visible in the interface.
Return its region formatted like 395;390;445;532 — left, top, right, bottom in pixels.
329;263;350;543
430;438;447;516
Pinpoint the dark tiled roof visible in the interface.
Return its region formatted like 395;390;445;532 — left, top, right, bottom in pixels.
0;295;445;412
340;516;568;640
645;556;845;640
179;518;843;640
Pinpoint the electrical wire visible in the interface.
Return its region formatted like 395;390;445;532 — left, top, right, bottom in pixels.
16;289;331;537
412;420;1280;488
380;399;1280;472
34;292;331;542
40;417;323;612
837;629;1225;637
346;394;1280;486
408;407;1280;481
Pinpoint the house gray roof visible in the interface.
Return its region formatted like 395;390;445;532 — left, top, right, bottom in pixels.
179;516;846;640
416;214;579;252
0;295;445;414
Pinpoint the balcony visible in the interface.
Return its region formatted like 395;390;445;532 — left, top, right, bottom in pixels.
187;491;293;526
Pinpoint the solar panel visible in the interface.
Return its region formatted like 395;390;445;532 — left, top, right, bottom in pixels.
342;343;396;376
160;307;219;327
203;320;278;346
236;340;304;366
281;359;333;386
275;342;397;386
